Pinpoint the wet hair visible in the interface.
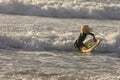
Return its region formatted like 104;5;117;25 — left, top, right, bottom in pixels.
80;25;92;33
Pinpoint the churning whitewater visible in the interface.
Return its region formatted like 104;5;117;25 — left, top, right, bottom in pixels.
0;0;120;80
0;14;120;53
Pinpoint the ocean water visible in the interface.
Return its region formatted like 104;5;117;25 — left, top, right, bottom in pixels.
0;0;120;80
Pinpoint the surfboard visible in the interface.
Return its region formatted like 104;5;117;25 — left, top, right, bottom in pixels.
80;39;100;53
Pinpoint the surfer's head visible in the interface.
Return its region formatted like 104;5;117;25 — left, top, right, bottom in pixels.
81;25;92;33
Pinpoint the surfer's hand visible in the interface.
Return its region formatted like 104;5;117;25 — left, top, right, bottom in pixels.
85;45;89;49
93;38;97;42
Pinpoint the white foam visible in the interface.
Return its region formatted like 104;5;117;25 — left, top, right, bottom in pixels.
95;31;120;54
0;0;120;19
0;14;119;54
0;27;120;54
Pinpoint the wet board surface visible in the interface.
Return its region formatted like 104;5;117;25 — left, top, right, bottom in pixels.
81;39;100;53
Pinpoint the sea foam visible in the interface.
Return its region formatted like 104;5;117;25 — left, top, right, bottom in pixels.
0;0;120;19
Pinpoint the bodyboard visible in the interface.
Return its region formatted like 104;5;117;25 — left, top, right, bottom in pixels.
81;39;100;53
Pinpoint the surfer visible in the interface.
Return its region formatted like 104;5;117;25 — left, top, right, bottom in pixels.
74;25;97;50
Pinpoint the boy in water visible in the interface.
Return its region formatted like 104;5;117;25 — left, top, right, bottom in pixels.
74;25;97;50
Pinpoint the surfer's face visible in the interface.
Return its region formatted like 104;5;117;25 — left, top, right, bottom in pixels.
83;27;91;33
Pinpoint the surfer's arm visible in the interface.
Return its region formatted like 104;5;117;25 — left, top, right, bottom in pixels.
88;33;95;38
88;33;97;42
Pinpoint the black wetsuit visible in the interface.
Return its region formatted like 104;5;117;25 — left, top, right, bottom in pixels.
74;32;95;49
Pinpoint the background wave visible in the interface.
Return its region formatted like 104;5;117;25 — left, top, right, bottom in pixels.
0;0;120;19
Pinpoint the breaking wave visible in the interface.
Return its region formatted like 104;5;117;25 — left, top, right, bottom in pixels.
0;0;120;19
0;32;75;51
95;32;120;54
0;31;120;54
